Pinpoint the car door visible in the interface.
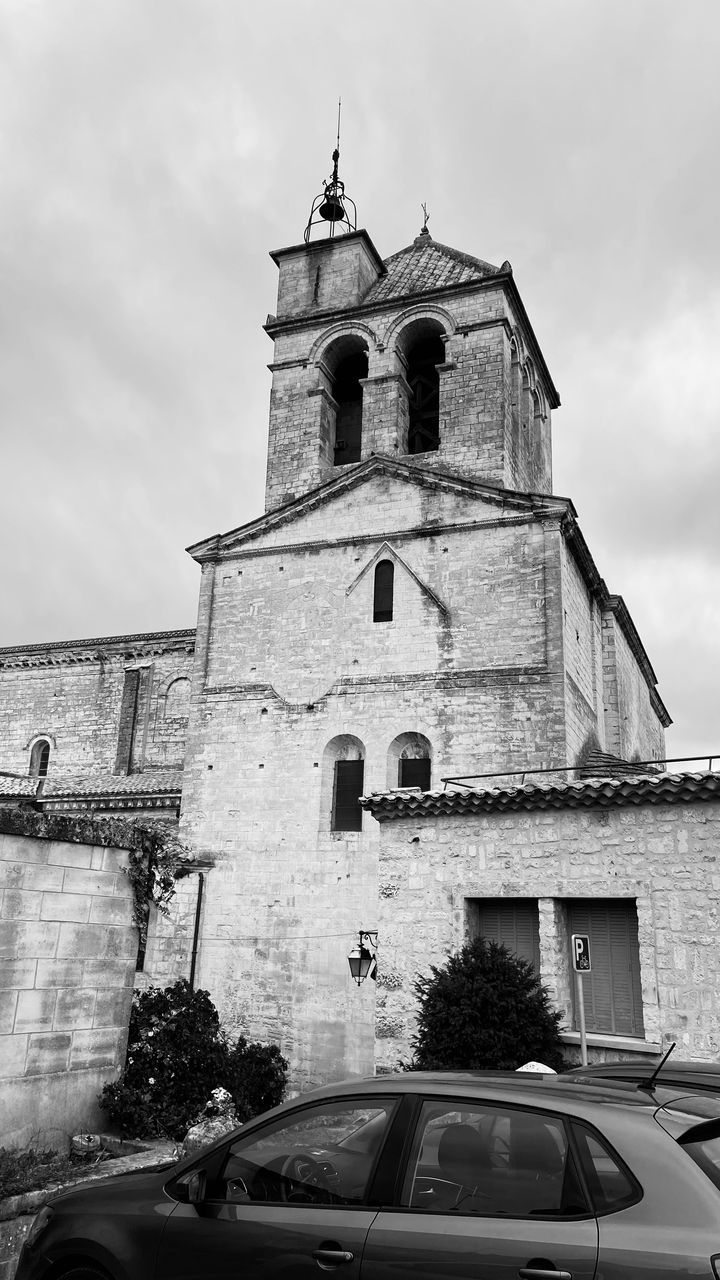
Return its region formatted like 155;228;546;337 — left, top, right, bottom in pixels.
360;1097;598;1280
154;1096;399;1280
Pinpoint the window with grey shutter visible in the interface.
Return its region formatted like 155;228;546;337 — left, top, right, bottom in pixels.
332;759;364;831
566;899;644;1037
399;757;431;791
467;898;541;972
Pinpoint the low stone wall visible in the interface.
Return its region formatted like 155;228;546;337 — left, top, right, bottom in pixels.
0;809;141;1149
0;1140;175;1280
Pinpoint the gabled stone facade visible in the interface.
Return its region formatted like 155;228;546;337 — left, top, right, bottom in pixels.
0;221;671;1089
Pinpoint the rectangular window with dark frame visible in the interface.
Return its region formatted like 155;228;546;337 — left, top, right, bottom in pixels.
467;898;541;972
565;899;644;1038
332;759;364;832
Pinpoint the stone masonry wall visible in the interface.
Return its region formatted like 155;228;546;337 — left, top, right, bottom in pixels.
264;278;552;509
0;635;194;781
371;797;720;1070
561;541;605;762
0;811;139;1149
180;473;570;1089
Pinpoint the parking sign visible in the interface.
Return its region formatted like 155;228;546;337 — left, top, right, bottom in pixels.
572;934;591;971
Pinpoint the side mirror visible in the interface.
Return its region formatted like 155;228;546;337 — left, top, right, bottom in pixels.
173;1168;207;1204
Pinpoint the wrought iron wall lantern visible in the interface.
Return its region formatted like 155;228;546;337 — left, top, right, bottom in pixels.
348;930;378;986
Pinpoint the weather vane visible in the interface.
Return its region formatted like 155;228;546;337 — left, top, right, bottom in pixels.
421;202;430;234
304;99;357;243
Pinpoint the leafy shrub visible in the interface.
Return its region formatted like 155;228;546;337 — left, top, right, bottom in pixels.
412;937;564;1072
100;979;288;1140
226;1037;289;1122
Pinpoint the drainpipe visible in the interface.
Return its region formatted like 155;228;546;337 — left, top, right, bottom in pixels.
188;872;205;991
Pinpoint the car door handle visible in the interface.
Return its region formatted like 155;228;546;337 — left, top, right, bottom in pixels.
312;1248;354;1268
519;1270;572;1280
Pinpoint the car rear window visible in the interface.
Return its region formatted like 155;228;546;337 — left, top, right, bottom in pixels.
571;1123;641;1214
678;1120;720;1192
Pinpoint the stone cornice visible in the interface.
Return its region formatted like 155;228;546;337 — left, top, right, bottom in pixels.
203;665;550;707
187;455;570;562
0;628;196;671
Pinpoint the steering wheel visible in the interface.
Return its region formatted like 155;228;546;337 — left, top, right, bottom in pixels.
279;1153;331;1203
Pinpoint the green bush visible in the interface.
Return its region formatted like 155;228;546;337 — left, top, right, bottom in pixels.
99;979;288;1140
412;937;564;1072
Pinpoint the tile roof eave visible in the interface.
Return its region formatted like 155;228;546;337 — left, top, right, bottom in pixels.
361;771;720;821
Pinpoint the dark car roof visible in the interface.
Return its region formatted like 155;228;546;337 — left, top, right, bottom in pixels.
565;1061;720;1092
300;1070;720;1134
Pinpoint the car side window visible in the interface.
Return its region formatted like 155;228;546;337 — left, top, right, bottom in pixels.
571;1123;640;1214
215;1099;396;1207
401;1101;589;1219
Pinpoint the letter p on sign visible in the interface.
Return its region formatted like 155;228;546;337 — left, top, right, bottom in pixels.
572;934;591;971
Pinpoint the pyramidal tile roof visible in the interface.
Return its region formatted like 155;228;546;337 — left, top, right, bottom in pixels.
366;231;505;305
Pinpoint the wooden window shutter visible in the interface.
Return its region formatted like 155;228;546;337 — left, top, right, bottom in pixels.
332;759;365;832
567;900;644;1038
373;560;394;622
471;899;541;972
399;757;431;791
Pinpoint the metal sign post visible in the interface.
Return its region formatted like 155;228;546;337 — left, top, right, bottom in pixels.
571;934;591;1067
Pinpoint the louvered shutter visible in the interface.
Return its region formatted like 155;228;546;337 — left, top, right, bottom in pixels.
567;900;643;1037
332;759;365;832
473;899;541;972
399;757;431;791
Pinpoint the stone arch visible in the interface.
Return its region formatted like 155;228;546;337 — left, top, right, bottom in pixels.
322;733;366;833
386;307;455;455
28;734;52;778
387;731;433;791
162;676;191;720
313;329;375;467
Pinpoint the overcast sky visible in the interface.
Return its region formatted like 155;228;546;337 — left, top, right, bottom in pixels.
1;0;718;763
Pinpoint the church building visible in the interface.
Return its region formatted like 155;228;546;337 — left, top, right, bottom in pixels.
2;157;681;1089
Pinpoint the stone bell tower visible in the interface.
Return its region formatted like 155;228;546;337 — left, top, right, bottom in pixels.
263;151;560;512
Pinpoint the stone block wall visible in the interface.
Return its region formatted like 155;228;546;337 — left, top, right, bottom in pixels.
370;795;720;1070
0;810;139;1149
264;267;555;510
0;632;194;783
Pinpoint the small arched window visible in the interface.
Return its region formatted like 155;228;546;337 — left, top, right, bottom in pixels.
332;350;368;465
406;334;444;454
29;739;51;777
373;560;394;623
388;732;432;792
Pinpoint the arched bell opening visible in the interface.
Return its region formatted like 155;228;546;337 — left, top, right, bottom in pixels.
397;319;447;455
321;336;369;467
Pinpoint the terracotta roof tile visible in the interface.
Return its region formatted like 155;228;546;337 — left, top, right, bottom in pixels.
366;234;502;305
0;771;182;799
362;771;720;821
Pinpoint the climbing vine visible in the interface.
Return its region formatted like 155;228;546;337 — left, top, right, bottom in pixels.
123;820;194;926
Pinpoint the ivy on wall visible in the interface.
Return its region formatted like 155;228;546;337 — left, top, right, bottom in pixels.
123;821;195;926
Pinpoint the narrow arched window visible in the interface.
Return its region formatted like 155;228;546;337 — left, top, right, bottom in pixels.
406;334;444;454
332;350;368;465
389;732;433;792
29;739;50;777
373;560;394;622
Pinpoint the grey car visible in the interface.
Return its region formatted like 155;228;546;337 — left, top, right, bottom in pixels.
16;1071;720;1279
